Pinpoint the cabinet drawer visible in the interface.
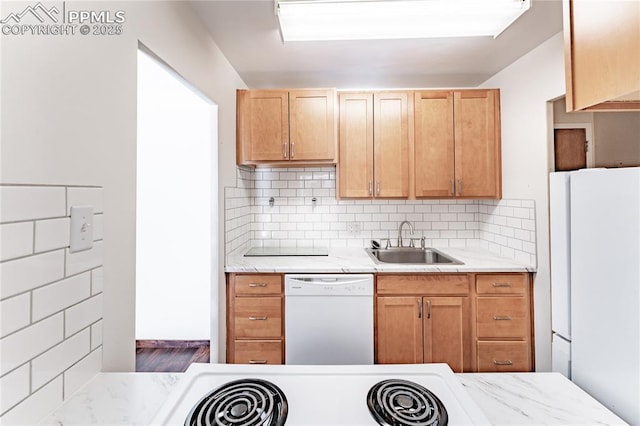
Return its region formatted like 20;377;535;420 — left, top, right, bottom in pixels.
377;275;469;295
233;340;283;364
234;275;282;296
234;297;282;338
477;341;531;372
476;274;527;295
476;297;528;338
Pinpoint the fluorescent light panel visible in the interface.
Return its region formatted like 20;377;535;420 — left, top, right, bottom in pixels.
276;0;531;41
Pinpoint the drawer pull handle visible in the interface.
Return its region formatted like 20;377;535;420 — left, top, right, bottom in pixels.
248;283;267;287
493;360;513;366
249;316;267;321
249;360;267;364
493;315;512;321
492;282;512;288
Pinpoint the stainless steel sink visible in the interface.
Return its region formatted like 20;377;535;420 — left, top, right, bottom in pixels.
365;247;463;265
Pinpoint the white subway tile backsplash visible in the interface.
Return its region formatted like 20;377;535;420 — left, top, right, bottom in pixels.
0;184;104;425
0;376;63;426
0;364;30;416
92;214;104;241
66;187;103;215
0;222;33;261
63;347;102;399
90;320;103;351
0;294;30;338
32;273;91;322
1;313;64;376
0;186;66;223
65;240;103;276
224;167;537;265
91;267;103;295
0;250;65;299
65;294;103;337
31;329;90;390
34;218;70;253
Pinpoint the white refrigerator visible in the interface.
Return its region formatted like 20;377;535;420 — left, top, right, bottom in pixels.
550;168;640;425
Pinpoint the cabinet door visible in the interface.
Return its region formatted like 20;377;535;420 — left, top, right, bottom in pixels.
374;92;410;198
376;297;422;364
423;297;469;372
289;89;336;161
564;0;640;111
414;91;455;197
454;90;501;198
239;90;289;162
338;92;374;198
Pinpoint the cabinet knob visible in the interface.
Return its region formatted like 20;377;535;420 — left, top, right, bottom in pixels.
249;360;267;364
248;283;268;288
283;143;288;159
369;181;373;196
457;179;463;195
291;142;295;158
492;282;513;288
493;360;513;366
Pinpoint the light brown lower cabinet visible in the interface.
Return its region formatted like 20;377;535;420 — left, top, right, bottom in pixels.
474;273;534;372
227;274;284;364
476;341;531;372
375;274;471;372
375;273;533;372
226;272;533;371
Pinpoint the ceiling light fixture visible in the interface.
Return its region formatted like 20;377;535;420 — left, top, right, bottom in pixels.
275;0;531;42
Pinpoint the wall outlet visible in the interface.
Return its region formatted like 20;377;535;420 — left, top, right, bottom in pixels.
347;222;361;235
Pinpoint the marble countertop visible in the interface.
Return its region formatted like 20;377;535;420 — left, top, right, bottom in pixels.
39;371;625;425
225;247;535;273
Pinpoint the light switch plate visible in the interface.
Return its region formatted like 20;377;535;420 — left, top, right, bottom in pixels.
70;206;93;253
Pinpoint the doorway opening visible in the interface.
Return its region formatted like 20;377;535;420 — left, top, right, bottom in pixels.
135;46;218;372
553;124;593;171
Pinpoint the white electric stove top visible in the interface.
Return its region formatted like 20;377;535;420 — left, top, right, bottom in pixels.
152;363;490;425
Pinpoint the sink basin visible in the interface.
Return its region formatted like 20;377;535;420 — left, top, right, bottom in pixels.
365;247;463;265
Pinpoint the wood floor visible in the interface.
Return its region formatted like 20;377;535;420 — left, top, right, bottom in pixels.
135;340;210;373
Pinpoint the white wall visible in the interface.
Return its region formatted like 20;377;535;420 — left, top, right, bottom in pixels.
1;1;246;370
135;49;216;341
481;31;566;371
593;112;640;167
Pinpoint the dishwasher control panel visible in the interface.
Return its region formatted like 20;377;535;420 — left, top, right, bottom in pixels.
284;274;374;296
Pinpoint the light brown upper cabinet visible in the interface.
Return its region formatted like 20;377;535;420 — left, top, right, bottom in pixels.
414;89;502;199
338;91;410;198
236;89;337;165
563;0;640;111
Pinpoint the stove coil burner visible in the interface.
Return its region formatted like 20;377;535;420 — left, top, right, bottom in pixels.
185;378;288;426
367;379;448;426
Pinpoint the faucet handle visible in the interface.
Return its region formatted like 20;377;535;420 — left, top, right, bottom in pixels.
379;238;392;249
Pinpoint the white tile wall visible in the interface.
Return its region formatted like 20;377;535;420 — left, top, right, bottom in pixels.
0;222;33;261
34;218;70;253
477;200;538;266
224;166;252;256
0;294;30;338
0;185;103;423
225;167;537;265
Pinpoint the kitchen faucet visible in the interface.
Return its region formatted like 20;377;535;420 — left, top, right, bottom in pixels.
397;220;415;247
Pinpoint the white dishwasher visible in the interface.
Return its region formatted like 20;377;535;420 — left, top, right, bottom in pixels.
285;274;374;365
